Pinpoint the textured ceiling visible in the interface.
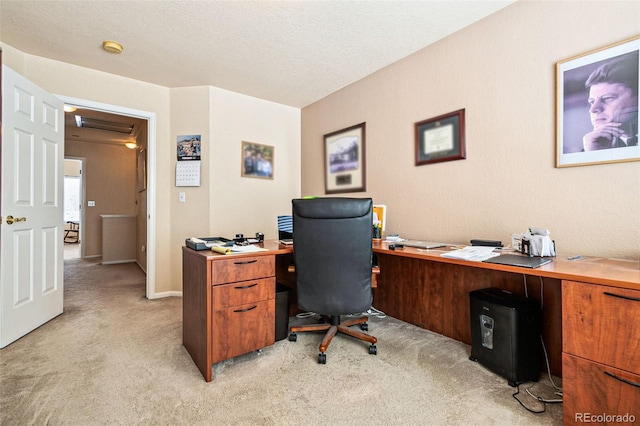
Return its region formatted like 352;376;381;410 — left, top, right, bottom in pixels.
1;0;514;108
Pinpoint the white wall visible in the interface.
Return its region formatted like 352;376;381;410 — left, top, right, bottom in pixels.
301;1;640;260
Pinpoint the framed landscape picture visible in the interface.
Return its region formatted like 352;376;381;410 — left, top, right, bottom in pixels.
324;122;366;194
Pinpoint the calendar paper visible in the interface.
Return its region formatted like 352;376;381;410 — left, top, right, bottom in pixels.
176;161;201;187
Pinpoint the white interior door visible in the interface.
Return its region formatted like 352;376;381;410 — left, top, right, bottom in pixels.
1;65;64;348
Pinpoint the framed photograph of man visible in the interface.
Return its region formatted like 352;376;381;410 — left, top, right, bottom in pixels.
556;36;639;167
324;122;366;194
241;141;274;179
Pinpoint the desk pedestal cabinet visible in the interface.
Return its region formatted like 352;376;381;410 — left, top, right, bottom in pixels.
562;280;640;424
183;247;276;382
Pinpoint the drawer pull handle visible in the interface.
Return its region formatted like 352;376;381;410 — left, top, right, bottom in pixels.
234;260;258;265
234;305;257;313
603;291;640;302
235;283;258;290
604;371;640;388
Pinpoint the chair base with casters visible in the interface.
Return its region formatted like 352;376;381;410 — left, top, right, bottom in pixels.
288;314;378;364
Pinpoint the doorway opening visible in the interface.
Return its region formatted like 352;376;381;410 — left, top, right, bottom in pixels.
58;95;157;299
63;158;84;260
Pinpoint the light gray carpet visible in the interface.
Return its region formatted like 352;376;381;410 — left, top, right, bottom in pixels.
0;257;562;425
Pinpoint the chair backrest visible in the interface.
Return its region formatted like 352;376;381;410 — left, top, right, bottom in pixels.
292;197;373;316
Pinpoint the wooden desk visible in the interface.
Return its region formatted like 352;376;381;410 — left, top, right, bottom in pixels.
371;242;640;424
183;240;640;421
182;241;291;382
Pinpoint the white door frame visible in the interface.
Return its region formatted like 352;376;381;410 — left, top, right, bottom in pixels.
58;96;157;299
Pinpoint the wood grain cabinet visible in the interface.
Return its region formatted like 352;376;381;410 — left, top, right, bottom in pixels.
562;280;640;424
183;248;276;382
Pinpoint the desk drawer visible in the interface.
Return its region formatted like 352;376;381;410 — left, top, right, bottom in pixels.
210;255;275;285
212;299;275;363
562;281;640;373
563;354;640;424
212;277;275;310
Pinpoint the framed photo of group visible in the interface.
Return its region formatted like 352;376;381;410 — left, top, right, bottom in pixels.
556;36;639;167
242;141;274;179
414;109;466;166
324;122;366;194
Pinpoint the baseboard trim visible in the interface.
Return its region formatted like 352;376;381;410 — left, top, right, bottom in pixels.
101;259;136;265
148;291;182;300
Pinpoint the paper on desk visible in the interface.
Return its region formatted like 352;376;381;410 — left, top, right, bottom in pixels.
230;245;268;253
210;244;268;254
441;246;500;262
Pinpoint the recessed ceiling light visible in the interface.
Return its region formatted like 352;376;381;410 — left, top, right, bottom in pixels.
125;142;137;149
63;105;77;112
103;40;123;54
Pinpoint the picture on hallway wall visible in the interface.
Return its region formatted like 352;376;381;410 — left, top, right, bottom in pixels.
242;141;274;179
556;36;639;167
324;122;366;194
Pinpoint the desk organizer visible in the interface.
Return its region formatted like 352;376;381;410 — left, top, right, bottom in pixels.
185;237;230;251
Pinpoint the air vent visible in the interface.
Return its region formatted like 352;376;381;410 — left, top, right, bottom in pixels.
74;115;134;134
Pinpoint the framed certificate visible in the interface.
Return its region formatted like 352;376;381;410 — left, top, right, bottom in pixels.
415;109;466;166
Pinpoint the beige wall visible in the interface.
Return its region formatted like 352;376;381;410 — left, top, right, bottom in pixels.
65;140;137;257
168;86;301;292
1;42;174;294
301;1;640;260
208;86;301;237
135;126;148;272
1;44;302;294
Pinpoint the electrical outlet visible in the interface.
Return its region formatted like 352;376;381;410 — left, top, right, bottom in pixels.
88;200;96;207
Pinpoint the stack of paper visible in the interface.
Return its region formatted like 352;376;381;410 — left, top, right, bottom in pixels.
211;244;267;255
440;246;500;262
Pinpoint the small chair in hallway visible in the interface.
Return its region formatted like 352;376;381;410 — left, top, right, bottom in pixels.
64;221;79;244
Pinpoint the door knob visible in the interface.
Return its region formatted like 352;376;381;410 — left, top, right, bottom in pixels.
5;215;27;225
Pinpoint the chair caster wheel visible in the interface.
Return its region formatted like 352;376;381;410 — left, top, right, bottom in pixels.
318;353;327;364
369;344;377;355
360;323;368;331
288;333;297;342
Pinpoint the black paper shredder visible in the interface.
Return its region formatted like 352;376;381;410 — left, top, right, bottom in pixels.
469;287;541;386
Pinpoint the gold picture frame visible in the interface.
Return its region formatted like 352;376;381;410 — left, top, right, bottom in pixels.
241;141;274;179
556;36;639;167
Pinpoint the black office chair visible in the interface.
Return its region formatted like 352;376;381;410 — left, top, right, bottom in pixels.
288;197;377;364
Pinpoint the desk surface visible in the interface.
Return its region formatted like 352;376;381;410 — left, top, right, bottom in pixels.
187;240;639;290
373;242;640;291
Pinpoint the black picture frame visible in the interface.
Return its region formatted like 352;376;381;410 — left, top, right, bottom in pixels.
324;122;366;194
415;109;466;166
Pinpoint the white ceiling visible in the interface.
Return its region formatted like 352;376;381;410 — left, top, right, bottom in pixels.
1;0;515;108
